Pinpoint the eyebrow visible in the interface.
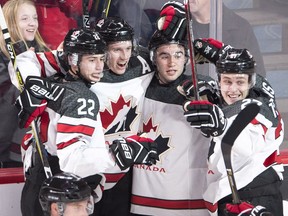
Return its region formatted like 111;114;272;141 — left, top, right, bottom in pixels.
158;50;184;56
222;75;247;80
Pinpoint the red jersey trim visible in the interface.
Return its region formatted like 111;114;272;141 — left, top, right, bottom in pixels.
131;195;217;212
104;172;126;183
57;123;94;136
57;137;78;149
36;54;46;78
44;51;61;73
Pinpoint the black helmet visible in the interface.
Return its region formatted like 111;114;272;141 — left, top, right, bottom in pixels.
148;30;188;63
95;17;134;43
216;48;256;87
64;28;106;55
148;30;188;51
39;172;93;214
216;48;255;74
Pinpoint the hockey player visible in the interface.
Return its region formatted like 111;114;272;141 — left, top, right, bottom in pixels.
39;172;95;216
129;28;214;215
15;28;158;216
10;15;158;216
90;16;155;216
13;9;208;215
183;43;284;215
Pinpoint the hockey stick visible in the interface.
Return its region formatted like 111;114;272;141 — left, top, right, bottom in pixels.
85;0;111;29
221;103;260;204
101;0;111;18
183;0;199;100
0;6;52;178
82;0;90;29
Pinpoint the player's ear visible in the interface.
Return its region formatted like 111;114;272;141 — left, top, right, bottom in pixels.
50;203;58;214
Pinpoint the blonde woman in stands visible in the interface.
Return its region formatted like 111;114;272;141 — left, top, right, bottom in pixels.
0;0;50;165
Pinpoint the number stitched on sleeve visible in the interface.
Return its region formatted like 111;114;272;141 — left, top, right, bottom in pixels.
77;98;95;117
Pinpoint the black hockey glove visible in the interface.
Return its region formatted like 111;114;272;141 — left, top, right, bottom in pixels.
15;76;64;129
15;89;47;128
184;100;227;137
24;76;64;101
178;79;220;104
157;1;187;41
110;135;158;170
194;38;233;64
224;202;273;216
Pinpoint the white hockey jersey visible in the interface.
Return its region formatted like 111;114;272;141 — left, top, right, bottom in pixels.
9;50;115;200
90;53;154;189
130;75;212;216
203;75;284;216
11;49;155;190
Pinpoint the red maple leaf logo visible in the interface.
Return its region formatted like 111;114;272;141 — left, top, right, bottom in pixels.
100;95;131;129
143;118;157;133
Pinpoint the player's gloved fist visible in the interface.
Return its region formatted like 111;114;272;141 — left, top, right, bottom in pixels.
157;1;187;41
25;76;64;101
194;38;233;64
15;89;47;128
110;135;158;170
225;202;273;216
184;100;227;137
178;79;219;103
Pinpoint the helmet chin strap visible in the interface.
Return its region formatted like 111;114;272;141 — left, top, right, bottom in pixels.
57;202;65;216
67;54;92;86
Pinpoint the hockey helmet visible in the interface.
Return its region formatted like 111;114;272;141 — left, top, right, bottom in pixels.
216;48;256;87
148;29;188;51
95;16;134;43
148;30;188;63
64;28;106;55
39;172;94;214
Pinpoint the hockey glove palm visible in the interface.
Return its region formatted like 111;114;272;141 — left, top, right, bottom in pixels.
225;202;273;216
178;79;220;104
184;100;227;137
110;135;158;170
157;1;186;41
194;38;233;64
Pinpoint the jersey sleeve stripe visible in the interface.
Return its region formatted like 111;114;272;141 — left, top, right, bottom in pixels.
44;51;61;73
35;53;46;78
104;172;126;183
57;123;95;136
131;195;217;211
57;137;79;150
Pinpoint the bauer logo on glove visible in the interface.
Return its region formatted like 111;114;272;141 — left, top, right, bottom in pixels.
25;76;65;102
109;135;159;170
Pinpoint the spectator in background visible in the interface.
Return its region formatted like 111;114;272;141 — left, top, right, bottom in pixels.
35;0;79;50
0;0;78;50
35;0;121;50
116;0;265;78
188;0;266;78
0;0;50;168
117;0;169;46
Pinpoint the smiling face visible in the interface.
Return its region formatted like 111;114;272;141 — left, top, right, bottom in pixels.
77;54;106;83
219;73;250;105
17;2;38;41
154;43;186;84
106;41;132;75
